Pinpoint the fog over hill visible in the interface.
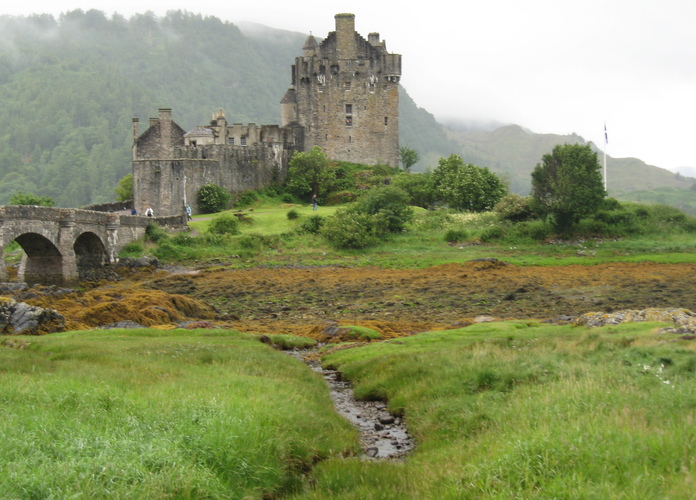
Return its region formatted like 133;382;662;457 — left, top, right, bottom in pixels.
0;10;692;207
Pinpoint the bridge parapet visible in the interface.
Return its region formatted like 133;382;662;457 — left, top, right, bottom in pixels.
0;206;187;285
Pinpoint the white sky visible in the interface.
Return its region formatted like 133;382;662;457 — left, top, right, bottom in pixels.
3;0;695;172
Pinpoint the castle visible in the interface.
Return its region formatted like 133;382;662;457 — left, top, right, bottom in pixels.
132;13;402;216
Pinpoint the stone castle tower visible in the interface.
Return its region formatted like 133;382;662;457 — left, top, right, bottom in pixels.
281;13;401;167
132;14;401;216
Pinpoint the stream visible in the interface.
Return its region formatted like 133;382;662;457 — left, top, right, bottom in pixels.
286;349;413;460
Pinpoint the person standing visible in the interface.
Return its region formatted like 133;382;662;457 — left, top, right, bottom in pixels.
312;194;318;211
145;207;154;217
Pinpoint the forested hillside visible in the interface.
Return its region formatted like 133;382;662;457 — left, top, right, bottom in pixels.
0;10;692;207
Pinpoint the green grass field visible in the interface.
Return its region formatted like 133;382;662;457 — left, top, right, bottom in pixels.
2;322;695;498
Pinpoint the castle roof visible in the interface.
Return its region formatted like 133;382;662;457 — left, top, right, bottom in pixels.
184;126;214;137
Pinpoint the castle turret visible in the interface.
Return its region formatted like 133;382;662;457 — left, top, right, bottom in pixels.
286;13;402;166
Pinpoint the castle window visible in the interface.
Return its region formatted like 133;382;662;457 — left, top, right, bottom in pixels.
384;117;388;126
241;137;247;146
345;104;352;114
228;137;234;145
346;116;353;127
344;81;351;91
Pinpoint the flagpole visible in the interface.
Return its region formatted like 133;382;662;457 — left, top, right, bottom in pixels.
603;123;608;191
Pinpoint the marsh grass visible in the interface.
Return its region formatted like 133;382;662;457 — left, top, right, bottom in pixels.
296;322;696;499
0;329;358;498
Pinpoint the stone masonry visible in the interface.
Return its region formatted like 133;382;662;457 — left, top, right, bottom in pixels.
133;14;401;217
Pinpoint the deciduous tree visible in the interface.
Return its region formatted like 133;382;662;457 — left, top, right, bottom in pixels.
432;154;507;212
531;144;606;232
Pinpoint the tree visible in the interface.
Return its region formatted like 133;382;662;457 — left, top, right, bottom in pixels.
286;146;335;200
432;154;507;212
114;173;133;201
531;143;606;232
399;145;419;172
8;191;55;207
197;184;231;214
392;171;436;208
354;185;414;233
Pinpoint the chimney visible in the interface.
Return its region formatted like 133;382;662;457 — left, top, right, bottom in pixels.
132;118;139;141
159;108;173;158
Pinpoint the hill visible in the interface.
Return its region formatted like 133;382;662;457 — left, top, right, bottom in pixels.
444;123;695;197
0;10;692;207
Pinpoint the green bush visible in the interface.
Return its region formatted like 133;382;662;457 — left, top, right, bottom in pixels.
479;225;507;242
208;213;240;235
323;209;382;249
354;185;414;233
120;242;144;257
281;193;295;203
444;228;468;243
234;190;259;208
286;209;300;220
495;194;535;222
414;210;454;231
238;233;280;250
145;223;168;243
197;184;231;214
169;233;197;247
299;215;325;234
325;190;358;205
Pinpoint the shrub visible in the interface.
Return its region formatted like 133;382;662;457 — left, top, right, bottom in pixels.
325;190;358;205
169;233;197;247
234;190;259;208
354;185;414;233
444;228;468;243
413;210;454;231
238;233;280;250
120;242;144;257
479;225;507;242
145;223;168;243
197;184;231;214
494;194;535;222
281;193;295;203
323;209;382;249
286;209;300;220
208;213;240;235
299;215;325;234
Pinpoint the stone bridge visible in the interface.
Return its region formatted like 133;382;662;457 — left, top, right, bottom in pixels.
0;206;187;286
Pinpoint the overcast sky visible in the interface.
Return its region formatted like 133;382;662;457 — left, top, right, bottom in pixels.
3;0;695;172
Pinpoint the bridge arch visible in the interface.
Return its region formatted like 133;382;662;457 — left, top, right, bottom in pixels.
74;231;108;280
14;232;65;286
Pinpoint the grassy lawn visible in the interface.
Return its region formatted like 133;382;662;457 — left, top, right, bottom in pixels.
2;322;695;498
0;329;357;499
296;321;696;499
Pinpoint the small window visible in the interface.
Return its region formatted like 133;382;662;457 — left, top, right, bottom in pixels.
346;104;353;114
228;137;234;145
384;117;388;126
241;137;247;146
346;116;353;127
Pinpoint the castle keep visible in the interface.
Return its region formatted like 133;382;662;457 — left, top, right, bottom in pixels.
133;14;401;216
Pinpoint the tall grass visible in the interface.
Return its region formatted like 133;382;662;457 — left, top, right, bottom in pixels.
293;322;696;499
0;329;358;498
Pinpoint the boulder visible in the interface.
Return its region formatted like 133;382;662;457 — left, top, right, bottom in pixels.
0;298;65;335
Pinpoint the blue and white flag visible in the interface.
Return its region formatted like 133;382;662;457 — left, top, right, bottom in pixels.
604;123;608;144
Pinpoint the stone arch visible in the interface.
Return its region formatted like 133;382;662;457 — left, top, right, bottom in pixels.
14;232;64;286
74;231;108;280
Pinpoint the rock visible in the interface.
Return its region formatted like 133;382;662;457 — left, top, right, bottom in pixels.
101;320;147;329
365;447;379;458
378;415;395;425
0;298;65;334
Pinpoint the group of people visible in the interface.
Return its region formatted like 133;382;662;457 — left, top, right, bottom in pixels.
129;207;153;216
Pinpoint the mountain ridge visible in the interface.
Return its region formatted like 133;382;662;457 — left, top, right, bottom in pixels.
0;10;692;207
